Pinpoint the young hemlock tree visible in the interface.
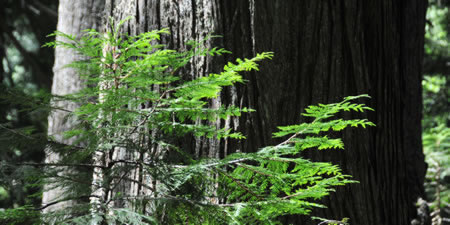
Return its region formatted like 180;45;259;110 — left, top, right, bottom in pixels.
1;20;374;224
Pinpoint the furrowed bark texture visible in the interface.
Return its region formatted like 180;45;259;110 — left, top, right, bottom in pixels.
246;1;428;224
253;1;428;224
42;0;105;213
99;0;226;210
47;0;428;224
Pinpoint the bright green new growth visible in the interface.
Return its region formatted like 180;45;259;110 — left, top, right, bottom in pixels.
38;20;375;224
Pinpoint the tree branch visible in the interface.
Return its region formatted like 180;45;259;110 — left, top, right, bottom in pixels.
17;162;106;169
214;168;262;200
31;1;58;18
38;195;100;211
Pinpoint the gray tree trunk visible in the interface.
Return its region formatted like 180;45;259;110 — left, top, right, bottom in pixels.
45;1;428;224
42;0;105;213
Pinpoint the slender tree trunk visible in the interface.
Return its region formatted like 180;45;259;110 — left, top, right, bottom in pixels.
42;0;105;213
46;0;428;224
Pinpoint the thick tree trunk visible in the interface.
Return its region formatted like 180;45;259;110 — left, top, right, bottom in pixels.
241;1;427;224
245;1;428;224
42;0;105;213
46;0;428;224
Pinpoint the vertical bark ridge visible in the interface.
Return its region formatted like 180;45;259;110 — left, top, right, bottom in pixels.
43;0;105;215
248;1;426;224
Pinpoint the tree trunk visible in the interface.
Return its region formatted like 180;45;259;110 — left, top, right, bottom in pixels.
245;1;428;224
42;0;105;213
46;0;428;224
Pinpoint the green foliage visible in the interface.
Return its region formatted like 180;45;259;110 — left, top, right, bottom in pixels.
209;95;374;223
422;2;449;222
422;75;449;130
0;205;40;225
425;2;448;57
423;125;450;209
1;18;375;224
312;216;350;225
